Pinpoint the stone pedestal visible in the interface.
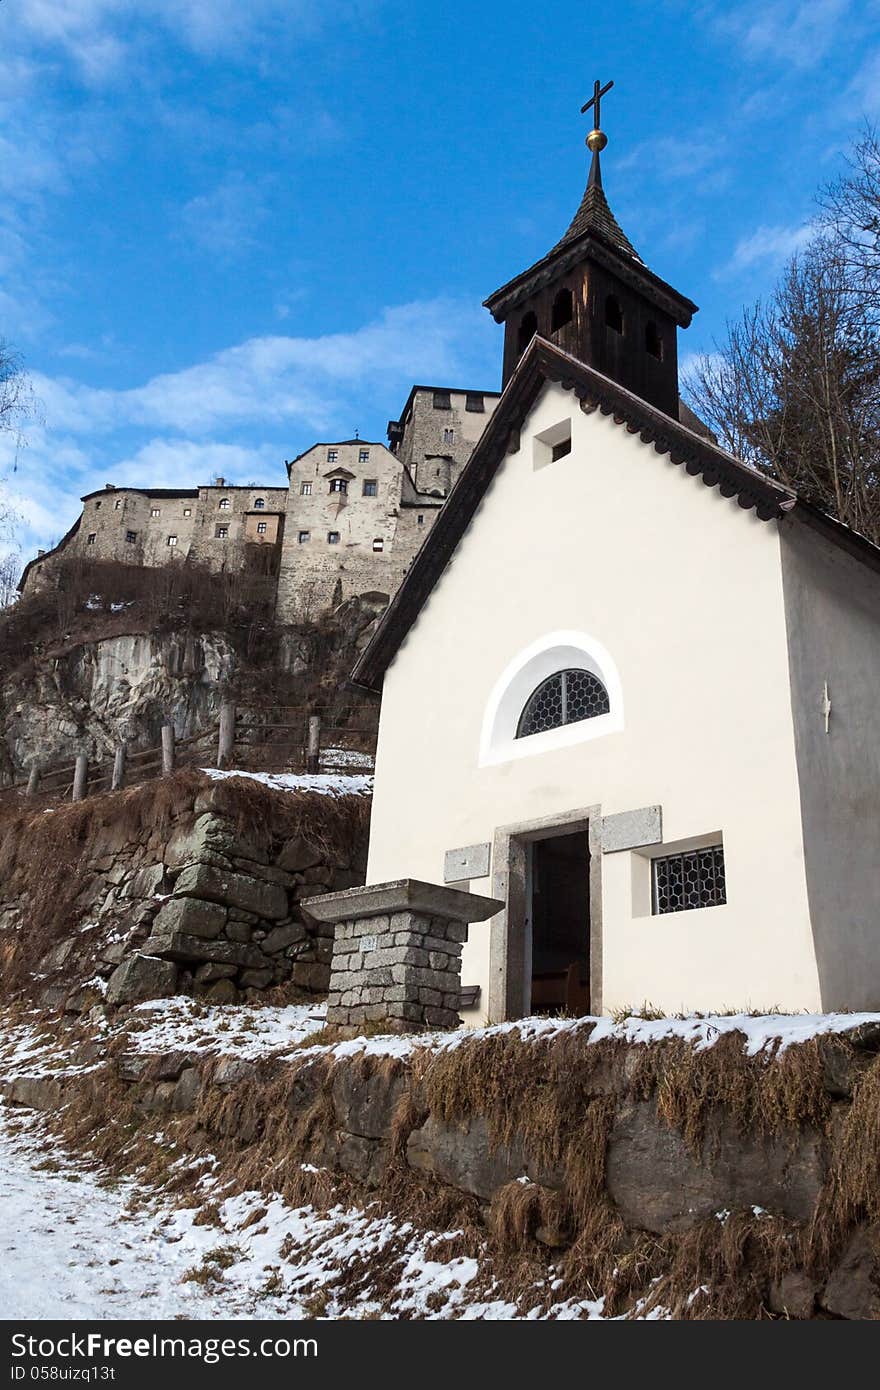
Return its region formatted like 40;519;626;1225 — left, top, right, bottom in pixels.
302;879;504;1033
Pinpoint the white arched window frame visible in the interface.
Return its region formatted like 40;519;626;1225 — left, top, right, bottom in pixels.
479;630;624;767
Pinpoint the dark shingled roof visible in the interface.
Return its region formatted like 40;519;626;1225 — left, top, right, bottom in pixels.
350;336;880;694
551;179;643;263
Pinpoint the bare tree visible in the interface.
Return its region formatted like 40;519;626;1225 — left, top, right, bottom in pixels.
0;339;36;595
684;235;880;542
819;124;880;314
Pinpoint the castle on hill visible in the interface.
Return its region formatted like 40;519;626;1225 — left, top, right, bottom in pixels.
18;384;500;621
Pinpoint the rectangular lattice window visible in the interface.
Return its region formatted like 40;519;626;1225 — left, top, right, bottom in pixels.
652;845;726;915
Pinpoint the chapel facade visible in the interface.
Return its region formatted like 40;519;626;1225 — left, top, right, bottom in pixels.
353;89;880;1021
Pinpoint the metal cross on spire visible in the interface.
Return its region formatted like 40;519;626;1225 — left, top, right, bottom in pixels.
580;77;613;189
580;77;613;127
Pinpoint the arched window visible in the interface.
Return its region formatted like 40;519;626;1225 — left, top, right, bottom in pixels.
517;310;538;353
645;322;663;360
253;497;266;509
479;631;623;766
605;295;623;334
218;497;230;510
551;287;573;333
516;668;610;739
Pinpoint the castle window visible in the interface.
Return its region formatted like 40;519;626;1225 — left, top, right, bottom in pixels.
150;507;160;517
466;393;484;413
114;499;122;510
605;295;623;334
551;287;573;332
95;500;102;510
329;478;348;494
298;531;310;544
516;668;610;739
551;437;572;462
652;846;726;915
359;449;370;464
327;531;340;545
300;482;312;496
433;391;451;410
645;321;663;360
167;535;178;546
256;521;267;535
87;533;96;545
363;479;378;497
443;428;455;444
372;537;384;552
327;448;338;463
125;531;137;544
218;497;230;509
417;514;424;525
517;310;538;354
215;525;228;539
183;507;192;517
253;497;265;509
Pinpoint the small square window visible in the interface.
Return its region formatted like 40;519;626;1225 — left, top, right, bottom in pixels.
298;531;310;544
256;521;267;535
551;438;571;461
183;507;192;517
466;393;484;413
362;479;378;497
443;427;455;444
433;390;451;410
215;525;228;539
327;448;338;463
150;507;160;517
125;530;137;544
652;845;726;915
372;537;384;552
167;535;178;546
359;449;370;464
327;531;340;545
329;478;348;494
300;482;312;496
87;533;96;545
218;497;230;509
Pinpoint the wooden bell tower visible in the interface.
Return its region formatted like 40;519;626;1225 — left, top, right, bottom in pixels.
484;80;698;420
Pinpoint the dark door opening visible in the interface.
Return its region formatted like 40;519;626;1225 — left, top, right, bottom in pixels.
528;830;591;1016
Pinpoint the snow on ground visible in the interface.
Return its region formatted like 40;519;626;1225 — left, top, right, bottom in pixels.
0;1108;608;1320
126;997;327;1059
201;768;372;797
320;747;374;772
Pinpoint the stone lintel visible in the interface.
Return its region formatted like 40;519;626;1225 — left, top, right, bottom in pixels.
302;878;504;926
601;806;662;854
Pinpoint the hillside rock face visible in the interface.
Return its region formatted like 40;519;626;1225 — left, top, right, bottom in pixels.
1;631;233;785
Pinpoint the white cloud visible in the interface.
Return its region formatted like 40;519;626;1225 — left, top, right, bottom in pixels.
709;0;853;70
721;222;814;276
2;298;499;558
179;175;267;259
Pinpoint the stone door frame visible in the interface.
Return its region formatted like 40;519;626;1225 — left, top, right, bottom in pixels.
489;803;603;1022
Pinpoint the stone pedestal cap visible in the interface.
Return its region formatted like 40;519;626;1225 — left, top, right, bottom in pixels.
302;878;504;925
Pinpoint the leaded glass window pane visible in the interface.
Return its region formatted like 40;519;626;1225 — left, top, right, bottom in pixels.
652;845;726;915
516;668;610;739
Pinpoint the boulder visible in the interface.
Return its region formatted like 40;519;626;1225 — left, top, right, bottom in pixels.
173;862;287;920
406;1113;564;1201
331;1060;408;1140
142;930;265;968
262;922;308;955
202;979;239;1005
821;1228;880;1319
165;813;268;869
240;968;274;990
172;1067;202;1113
606;1100;827;1233
152;896;227;942
277;836;321;873
105;954;178;1006
122;864;166;900
769;1270;817;1319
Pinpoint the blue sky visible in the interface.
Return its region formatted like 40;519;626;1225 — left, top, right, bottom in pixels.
2;0;879;559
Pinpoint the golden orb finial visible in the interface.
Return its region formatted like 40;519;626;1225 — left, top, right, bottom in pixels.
586;128;607;154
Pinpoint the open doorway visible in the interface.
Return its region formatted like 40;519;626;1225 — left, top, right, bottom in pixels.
528;831;591;1015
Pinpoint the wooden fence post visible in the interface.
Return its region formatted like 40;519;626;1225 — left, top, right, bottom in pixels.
306;714;321;774
72;755;88;803
111;744;126;792
161;724;175;775
217;701;235;769
26;765;40;797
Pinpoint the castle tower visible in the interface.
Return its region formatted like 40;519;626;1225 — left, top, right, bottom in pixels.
483;80;698;419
